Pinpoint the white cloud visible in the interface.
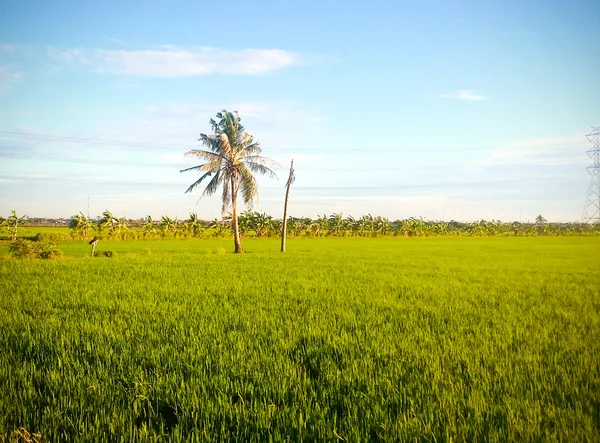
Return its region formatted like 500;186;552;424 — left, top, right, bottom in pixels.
48;46;303;77
441;90;489;101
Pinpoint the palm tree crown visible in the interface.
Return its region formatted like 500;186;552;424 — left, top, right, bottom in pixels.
180;110;278;252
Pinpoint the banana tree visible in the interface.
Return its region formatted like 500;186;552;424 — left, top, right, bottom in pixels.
6;210;28;241
359;214;375;237
271;219;282;237
160;216;178;237
287;217;303;237
185;213;204;237
209;218;230;237
374;216;390;236
141;216;157;238
114;217;129;237
344;216;358;237
253;211;274;237
99;210;128;237
328;212;344;237
302;218;315;237
238;210;255;236
68;212;93;238
313;214;328;237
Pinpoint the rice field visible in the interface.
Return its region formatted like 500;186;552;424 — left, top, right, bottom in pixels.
1;237;599;441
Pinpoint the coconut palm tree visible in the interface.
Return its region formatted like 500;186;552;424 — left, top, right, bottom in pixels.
181;110;278;253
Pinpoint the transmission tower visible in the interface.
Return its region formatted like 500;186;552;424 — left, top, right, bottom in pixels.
582;126;600;223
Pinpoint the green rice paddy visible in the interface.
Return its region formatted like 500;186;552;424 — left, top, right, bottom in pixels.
1;237;599;441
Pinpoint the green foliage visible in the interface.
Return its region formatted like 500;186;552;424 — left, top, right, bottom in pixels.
0;237;599;441
141;215;157;238
8;239;62;259
68;212;93;238
181;110;279;253
33;232;71;243
4;210;28;241
14;215;600;242
98;210;129;238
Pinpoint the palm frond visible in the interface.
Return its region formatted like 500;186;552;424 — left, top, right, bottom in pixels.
219;133;233;158
180;164;203;173
245;155;279;168
184;170;214;194
201;170;224;198
221;178;232;214
199;133;223;153
242;139;262;155
238;164;259;205
185;148;222;161
245;160;278;180
182;110;278;223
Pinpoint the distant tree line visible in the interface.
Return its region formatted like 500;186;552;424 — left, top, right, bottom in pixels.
2;209;599;242
60;210;600;240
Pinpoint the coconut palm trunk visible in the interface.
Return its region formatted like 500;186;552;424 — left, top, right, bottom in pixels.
231;177;243;253
281;160;295;252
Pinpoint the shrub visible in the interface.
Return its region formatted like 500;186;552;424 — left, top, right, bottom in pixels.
93;250;115;258
36;241;63;259
33;232;71;242
8;240;37;259
8;239;63;260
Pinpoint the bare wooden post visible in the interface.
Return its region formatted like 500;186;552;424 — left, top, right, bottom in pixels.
281;160;295;252
89;236;99;256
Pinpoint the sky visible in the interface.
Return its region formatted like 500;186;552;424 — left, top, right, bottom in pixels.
0;0;599;222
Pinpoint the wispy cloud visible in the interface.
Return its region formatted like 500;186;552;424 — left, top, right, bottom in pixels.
102;37;131;48
478;134;589;167
441;90;489;101
0;66;23;91
0;44;20;54
48;45;304;77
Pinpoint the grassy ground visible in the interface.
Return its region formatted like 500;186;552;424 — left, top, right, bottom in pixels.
1;237;599;441
0;226;71;240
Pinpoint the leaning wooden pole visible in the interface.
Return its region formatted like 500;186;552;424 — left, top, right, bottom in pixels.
281;160;295;252
89;236;99;257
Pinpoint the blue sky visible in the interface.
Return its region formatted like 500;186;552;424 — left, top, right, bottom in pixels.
1;0;599;221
